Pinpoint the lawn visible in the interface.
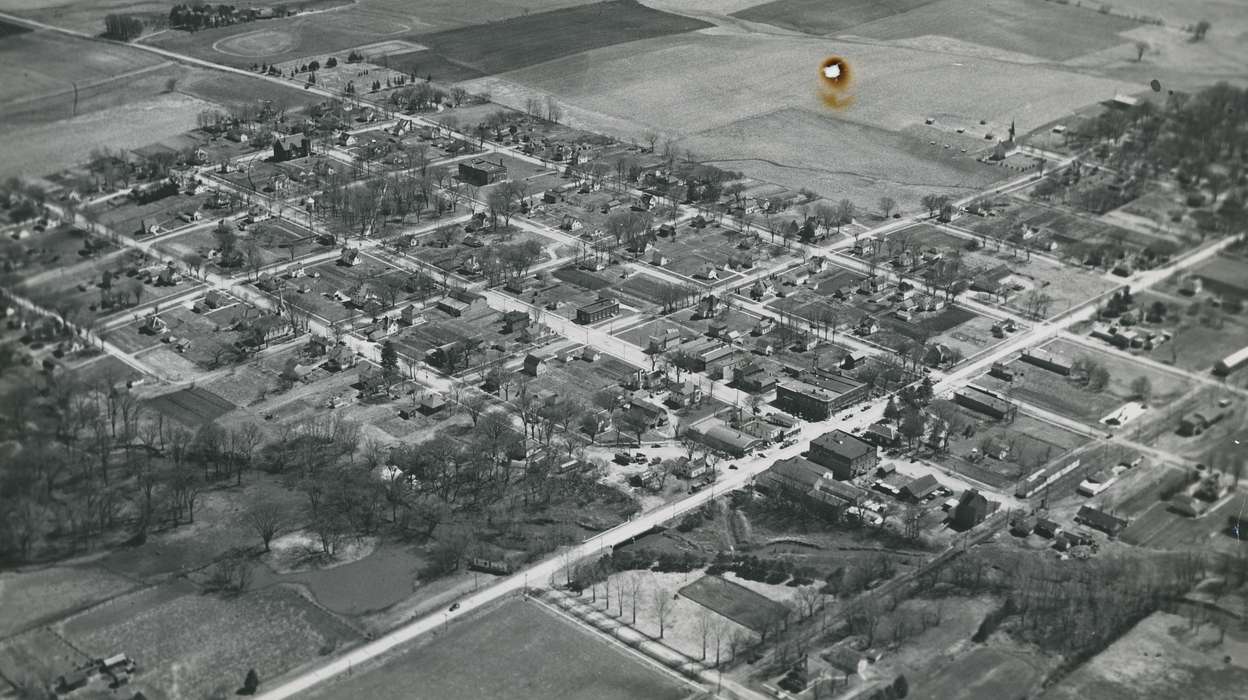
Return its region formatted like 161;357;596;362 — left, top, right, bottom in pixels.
678;574;790;634
304;598;690;700
0;566;138;638
0;628;89;693
61;581;361;700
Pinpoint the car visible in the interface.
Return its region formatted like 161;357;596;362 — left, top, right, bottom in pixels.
728;464;738;470
841;413;853;420
449;602;460;612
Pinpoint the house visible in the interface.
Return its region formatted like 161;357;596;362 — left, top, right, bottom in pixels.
840;351;867;370
576;297;619;324
900;474;941;502
822;643;874;679
1055;529;1095;551
648;327;682;353
1034;517;1061;538
272;136;310;162
581;346;601;362
951;489;990;529
923;343;955;367
523;352;548;376
862;422;899;447
750;279;775;300
325;344;357;371
282;358;317;382
673;456;712;480
658;222;676;237
754;338;775;356
1074;505;1128;537
856;317;880;336
337;130;358;146
338;247;361;266
632;399;668;427
758;456;863;516
501;310;530;333
732;363;776;393
419;393;447;414
366;316;399;341
988;362;1015;381
400;304;425;325
391;119;412;137
1179;275;1203;296
667;380;704;408
808;430;878;480
954;385;1015;420
458;158;508;186
753;317;776;335
560;215;584;232
651;250;669;266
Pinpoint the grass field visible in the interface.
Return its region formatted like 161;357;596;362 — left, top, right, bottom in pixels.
61;581;361;699
679;574;790;634
305;598;690;700
915;644;1045;700
0;28;163;104
0;566;137;637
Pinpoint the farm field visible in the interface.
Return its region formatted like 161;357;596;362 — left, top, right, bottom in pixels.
144;385;237;425
60;581;361;700
0;28;162;105
466;26;1139;206
0;565;138;637
143;0;703;70
304;598;691;700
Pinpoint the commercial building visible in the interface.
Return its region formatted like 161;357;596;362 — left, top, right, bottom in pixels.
776;372;867;421
807;430;878;480
954;385;1016;420
575;297;619;324
458;158;508;186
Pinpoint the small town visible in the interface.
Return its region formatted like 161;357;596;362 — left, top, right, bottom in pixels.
0;1;1246;699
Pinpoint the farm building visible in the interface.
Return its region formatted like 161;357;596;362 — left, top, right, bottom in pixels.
951;489;990;529
1020;347;1072;375
808;430;878;480
954;385;1016;420
575;297;619;324
458;158;508;186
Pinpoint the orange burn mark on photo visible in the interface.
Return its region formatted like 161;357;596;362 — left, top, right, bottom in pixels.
819;56;855;110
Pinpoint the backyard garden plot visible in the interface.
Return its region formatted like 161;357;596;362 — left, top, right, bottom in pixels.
61;582;361;700
304;598;689;700
679;574;789;634
144;385;237;425
0;628;89;693
389;304;511;360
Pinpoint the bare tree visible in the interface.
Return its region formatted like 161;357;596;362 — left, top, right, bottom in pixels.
246;504;287;551
653;587;674;639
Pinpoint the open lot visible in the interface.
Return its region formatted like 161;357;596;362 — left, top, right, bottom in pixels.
304;598;690;700
914;644;1046;700
932;398;1091;487
0;565;138;638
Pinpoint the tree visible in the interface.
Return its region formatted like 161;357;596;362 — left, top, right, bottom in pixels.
879;196;897;219
246;505;286;552
899;409;925;449
380;341;399;383
103;14;143;41
835;198;855;233
1087;363;1111;393
893;674;909;698
653;587;673;638
920;194;941;217
1193;19;1210;40
1134;40;1149;61
1131;376;1152;403
616;409;649;447
241;668;259;695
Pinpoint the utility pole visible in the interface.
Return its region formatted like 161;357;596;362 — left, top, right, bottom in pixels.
71;81;79;117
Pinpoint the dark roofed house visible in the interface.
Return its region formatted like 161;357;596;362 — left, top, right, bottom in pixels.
1075;505;1128;537
951;489;990;529
900;474;941;501
808;430;878;480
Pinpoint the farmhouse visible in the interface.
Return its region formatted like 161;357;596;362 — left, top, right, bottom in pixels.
1021;347;1072;375
808;430;878;480
954;385;1015;420
458;158;508;186
576;297;619;324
